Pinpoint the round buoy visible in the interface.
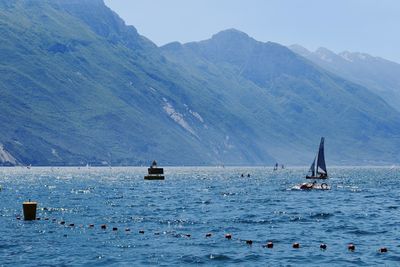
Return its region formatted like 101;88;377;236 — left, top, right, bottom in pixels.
225;234;232;239
112;227;118;231
320;243;327;250
348;243;355;251
246;240;253;245
101;224;107;230
263;241;273;248
379;247;388;253
139;230;145;234
206;233;212;238
293;242;300;249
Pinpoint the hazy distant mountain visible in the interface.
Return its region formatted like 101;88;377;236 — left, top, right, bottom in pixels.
290;44;400;111
162;29;400;164
0;0;399;166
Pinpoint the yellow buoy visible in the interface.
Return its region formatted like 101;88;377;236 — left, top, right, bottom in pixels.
23;201;37;221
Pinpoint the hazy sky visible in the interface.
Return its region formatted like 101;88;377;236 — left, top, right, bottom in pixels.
104;0;400;63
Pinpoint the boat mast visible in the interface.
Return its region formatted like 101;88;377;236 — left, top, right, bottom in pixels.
315;151;318;176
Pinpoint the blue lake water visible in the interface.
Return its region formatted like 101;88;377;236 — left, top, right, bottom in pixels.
0;166;400;266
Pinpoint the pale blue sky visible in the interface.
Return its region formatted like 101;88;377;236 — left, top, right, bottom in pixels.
104;0;400;63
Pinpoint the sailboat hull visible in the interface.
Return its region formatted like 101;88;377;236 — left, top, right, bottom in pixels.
306;175;328;179
298;182;330;190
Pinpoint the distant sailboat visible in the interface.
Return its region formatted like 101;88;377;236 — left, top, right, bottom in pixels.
273;163;278;171
306;137;328;179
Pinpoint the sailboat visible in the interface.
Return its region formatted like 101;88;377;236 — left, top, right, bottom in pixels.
306;137;328;179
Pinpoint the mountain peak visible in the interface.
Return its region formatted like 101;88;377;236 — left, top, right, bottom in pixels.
315;47;335;55
161;41;183;52
314;47;339;63
289;44;311;57
339;51;372;62
211;28;251;41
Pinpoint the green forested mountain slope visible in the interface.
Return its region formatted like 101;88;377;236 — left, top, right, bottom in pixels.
0;1;399;165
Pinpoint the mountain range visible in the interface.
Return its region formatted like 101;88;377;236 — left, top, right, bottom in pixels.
290;45;400;112
0;0;399;166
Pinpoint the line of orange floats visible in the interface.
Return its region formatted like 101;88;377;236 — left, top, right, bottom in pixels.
15;216;389;253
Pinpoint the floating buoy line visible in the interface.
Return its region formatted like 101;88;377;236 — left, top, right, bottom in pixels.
14;214;390;254
16;201;391;254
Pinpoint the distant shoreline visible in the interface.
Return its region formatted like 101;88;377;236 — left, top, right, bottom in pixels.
0;165;398;169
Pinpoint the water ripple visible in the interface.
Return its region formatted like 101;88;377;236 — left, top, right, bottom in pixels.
0;166;399;265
